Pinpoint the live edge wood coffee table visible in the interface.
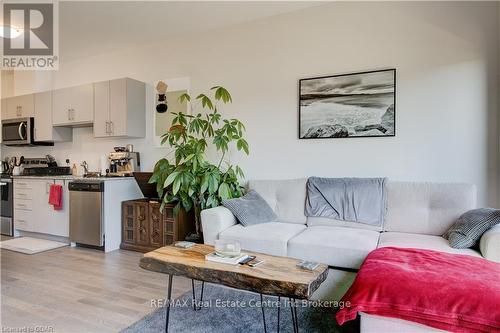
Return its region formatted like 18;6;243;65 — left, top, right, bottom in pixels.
140;244;328;333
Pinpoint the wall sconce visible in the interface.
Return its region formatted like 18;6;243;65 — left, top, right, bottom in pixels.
156;81;168;113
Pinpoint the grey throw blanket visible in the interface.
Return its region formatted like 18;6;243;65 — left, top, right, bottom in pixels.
305;177;388;226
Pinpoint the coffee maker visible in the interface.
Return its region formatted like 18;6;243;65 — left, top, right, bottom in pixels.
108;151;141;177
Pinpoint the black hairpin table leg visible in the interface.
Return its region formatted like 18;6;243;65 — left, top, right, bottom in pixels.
165;274;173;333
277;296;281;333
289;298;299;333
260;294;268;333
191;279;205;311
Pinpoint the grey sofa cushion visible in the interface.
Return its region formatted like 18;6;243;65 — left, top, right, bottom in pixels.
222;190;277;227
444;208;500;249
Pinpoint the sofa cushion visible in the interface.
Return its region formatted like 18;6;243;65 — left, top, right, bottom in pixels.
443;208;500;249
248;179;307;224
288;226;380;269
384;182;476;235
222;190;277;227
218;222;306;256
378;232;481;258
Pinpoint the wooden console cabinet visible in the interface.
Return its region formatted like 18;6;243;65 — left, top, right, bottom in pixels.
121;199;195;252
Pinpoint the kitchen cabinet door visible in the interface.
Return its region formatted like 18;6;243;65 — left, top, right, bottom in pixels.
109;78;127;136
1;98;10;120
5;94;34;119
93;78;145;138
71;84;94;124
53;84;94;126
93;80;110;138
52;87;73;125
26;179;69;237
30;180;54;235
34;91;72;142
50;180;69;237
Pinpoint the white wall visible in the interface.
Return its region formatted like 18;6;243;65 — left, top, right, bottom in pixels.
2;1;499;206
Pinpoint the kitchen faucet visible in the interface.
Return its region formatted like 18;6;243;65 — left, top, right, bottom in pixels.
80;161;89;175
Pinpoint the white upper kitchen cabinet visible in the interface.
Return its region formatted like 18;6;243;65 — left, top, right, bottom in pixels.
52;83;94;126
3;94;35;119
34;91;72;142
94;78;145;138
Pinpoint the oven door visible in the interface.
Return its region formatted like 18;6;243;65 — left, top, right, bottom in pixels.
1;118;32;145
0;178;13;236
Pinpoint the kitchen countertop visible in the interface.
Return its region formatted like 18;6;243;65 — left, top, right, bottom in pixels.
11;175;136;181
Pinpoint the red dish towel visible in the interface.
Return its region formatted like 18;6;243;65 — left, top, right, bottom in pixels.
336;247;500;333
48;184;63;211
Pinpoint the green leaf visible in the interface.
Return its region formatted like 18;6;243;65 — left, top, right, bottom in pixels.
208;174;219;194
172;176;181;195
237;138;249;155
179;93;191;104
164;172;179;187
200;175;210;194
196;94;214;110
218;182;231;200
211;86;232;103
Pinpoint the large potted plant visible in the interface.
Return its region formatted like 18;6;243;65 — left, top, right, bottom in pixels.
149;86;249;242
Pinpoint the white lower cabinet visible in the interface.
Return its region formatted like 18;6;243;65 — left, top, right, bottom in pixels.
13;179;69;237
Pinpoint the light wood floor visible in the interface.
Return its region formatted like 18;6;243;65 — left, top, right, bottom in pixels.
1;244;191;333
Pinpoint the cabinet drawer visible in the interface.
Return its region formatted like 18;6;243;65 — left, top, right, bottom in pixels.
14;189;33;200
14;199;33;211
14;210;32;231
14;181;33;190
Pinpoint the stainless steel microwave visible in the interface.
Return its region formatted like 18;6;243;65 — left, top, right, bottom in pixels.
1;118;53;146
2;117;34;145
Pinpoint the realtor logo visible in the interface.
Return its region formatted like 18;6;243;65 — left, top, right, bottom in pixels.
1;2;59;70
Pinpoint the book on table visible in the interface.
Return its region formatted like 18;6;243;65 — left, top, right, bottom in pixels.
205;252;249;265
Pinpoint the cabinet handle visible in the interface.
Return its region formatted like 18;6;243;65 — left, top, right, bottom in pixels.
109;121;113;135
16;219;26;223
72;108;75;120
17;193;26;196
68;108;71;121
17;182;27;186
105;121;110;134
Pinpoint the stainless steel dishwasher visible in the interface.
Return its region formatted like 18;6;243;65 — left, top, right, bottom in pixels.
69;181;104;247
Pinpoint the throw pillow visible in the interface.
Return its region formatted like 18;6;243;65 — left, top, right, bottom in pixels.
444;208;500;249
222;190;277;227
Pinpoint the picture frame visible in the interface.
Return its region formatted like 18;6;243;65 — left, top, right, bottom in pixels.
299;69;396;139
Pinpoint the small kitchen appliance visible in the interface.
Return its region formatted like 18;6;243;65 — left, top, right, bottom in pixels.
0;177;13;236
1;118;53;146
108;151;140;177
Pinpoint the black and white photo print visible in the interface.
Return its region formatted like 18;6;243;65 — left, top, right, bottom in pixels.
299;69;396;139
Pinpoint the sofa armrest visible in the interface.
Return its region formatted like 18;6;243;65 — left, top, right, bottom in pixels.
201;206;237;245
479;224;500;263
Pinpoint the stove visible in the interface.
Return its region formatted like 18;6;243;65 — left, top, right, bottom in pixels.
23;166;72;176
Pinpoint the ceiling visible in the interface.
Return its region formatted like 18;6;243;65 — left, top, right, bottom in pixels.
58;1;321;61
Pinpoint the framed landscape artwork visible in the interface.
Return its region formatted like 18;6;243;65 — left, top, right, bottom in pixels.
299;69;396;139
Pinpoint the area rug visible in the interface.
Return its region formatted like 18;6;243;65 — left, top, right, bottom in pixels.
122;283;359;333
0;237;68;254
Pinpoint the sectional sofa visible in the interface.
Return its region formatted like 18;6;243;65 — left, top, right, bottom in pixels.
201;179;500;333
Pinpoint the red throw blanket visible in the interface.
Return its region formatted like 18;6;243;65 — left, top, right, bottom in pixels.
336;247;500;333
